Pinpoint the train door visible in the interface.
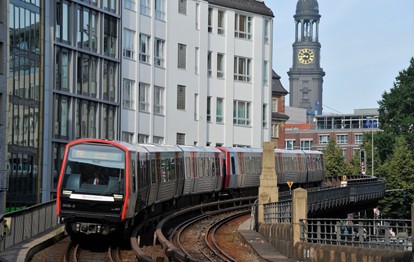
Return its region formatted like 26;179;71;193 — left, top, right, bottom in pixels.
136;152;150;212
229;152;237;188
127;152;138;218
147;152;160;205
175;152;185;197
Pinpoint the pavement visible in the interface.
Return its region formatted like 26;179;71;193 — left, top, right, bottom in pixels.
0;219;294;262
238;218;296;262
0;226;65;262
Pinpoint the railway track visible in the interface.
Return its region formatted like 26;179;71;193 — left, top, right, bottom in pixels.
130;196;259;261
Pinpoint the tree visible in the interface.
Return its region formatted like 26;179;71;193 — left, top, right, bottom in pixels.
379;136;414;219
378;57;414;140
324;136;348;177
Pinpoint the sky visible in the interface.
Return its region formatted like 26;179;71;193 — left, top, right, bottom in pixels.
266;0;414;114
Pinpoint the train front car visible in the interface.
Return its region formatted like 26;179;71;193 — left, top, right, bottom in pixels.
56;139;129;238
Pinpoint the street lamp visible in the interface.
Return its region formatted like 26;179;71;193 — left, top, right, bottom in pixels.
366;116;378;176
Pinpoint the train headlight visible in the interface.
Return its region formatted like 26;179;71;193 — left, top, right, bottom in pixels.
62;190;72;196
113;194;123;200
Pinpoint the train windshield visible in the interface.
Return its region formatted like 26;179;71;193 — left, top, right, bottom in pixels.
61;143;126;196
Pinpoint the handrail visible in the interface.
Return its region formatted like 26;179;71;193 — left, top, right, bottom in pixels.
0;200;58;252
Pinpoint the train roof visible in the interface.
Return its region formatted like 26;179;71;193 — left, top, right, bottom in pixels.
177;145;222;153
139;143;182;152
217;147;262;154
274;149;305;155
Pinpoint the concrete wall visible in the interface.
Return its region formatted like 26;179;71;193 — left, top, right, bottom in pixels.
294;242;411;262
258;224;411;262
259;223;293;258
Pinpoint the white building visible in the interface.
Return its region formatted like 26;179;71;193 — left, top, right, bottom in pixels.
121;0;274;147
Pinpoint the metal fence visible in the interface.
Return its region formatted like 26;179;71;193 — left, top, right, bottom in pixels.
263;199;292;224
0;200;59;252
300;218;412;251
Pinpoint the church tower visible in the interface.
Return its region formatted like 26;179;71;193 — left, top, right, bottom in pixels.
288;0;325;116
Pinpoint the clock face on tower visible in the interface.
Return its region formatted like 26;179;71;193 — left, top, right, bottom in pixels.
298;48;314;64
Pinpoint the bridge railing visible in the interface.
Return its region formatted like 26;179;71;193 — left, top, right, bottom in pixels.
263;199;292;224
300;218;412;251
0;200;58;252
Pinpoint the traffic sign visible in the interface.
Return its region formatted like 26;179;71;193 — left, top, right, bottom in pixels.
287;181;293;188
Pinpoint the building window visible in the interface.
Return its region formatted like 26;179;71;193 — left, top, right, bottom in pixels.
336;134;348;144
285;140;296;150
102;60;117;102
138;134;149;143
178;0;187;14
122;132;134;143
177;133;185;145
139;82;149;112
123;28;135;59
233;100;250;126
124;0;136;10
195;3;200;30
271;98;278;112
342;148;347;157
155;0;165;21
194;93;199;120
272;124;279;138
76;99;98;138
207;51;212;77
235;14;252;40
217;10;225;34
355;134;363;144
178;43;186;69
140;0;150;16
103;0;117;13
153;136;164;144
76;7;98;52
208;8;212;32
216;98;224;123
264;18;270;44
319;135;329;144
55;47;70;91
207;97;211;122
54;95;70;138
104;15;117;57
139;34;150;63
123;79;135;110
154;38;165;67
195;47;199;74
263;104;267;128
177;85;186;110
300;140;313;150
234;56;251;82
217;53;224;78
263;60;269;85
56;0;70;43
154;86;164;115
76;53;97;97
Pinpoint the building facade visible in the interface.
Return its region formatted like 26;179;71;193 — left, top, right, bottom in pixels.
120;0;274;148
270;70;289;149
284;109;380;162
0;0;7;213
288;0;325;117
3;0;274;208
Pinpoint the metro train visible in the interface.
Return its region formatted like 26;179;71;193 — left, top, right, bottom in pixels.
56;139;325;237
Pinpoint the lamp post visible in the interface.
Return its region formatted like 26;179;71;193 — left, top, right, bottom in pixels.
367;116;378;176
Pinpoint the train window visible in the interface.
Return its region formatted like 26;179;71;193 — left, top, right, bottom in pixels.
131;154;136;193
151;159;157;184
231;156;235;175
185;157;191;179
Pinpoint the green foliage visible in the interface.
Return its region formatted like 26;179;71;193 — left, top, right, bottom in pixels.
378;57;414;138
378;136;414;219
375;57;414;218
324;136;348;177
348;151;362;175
